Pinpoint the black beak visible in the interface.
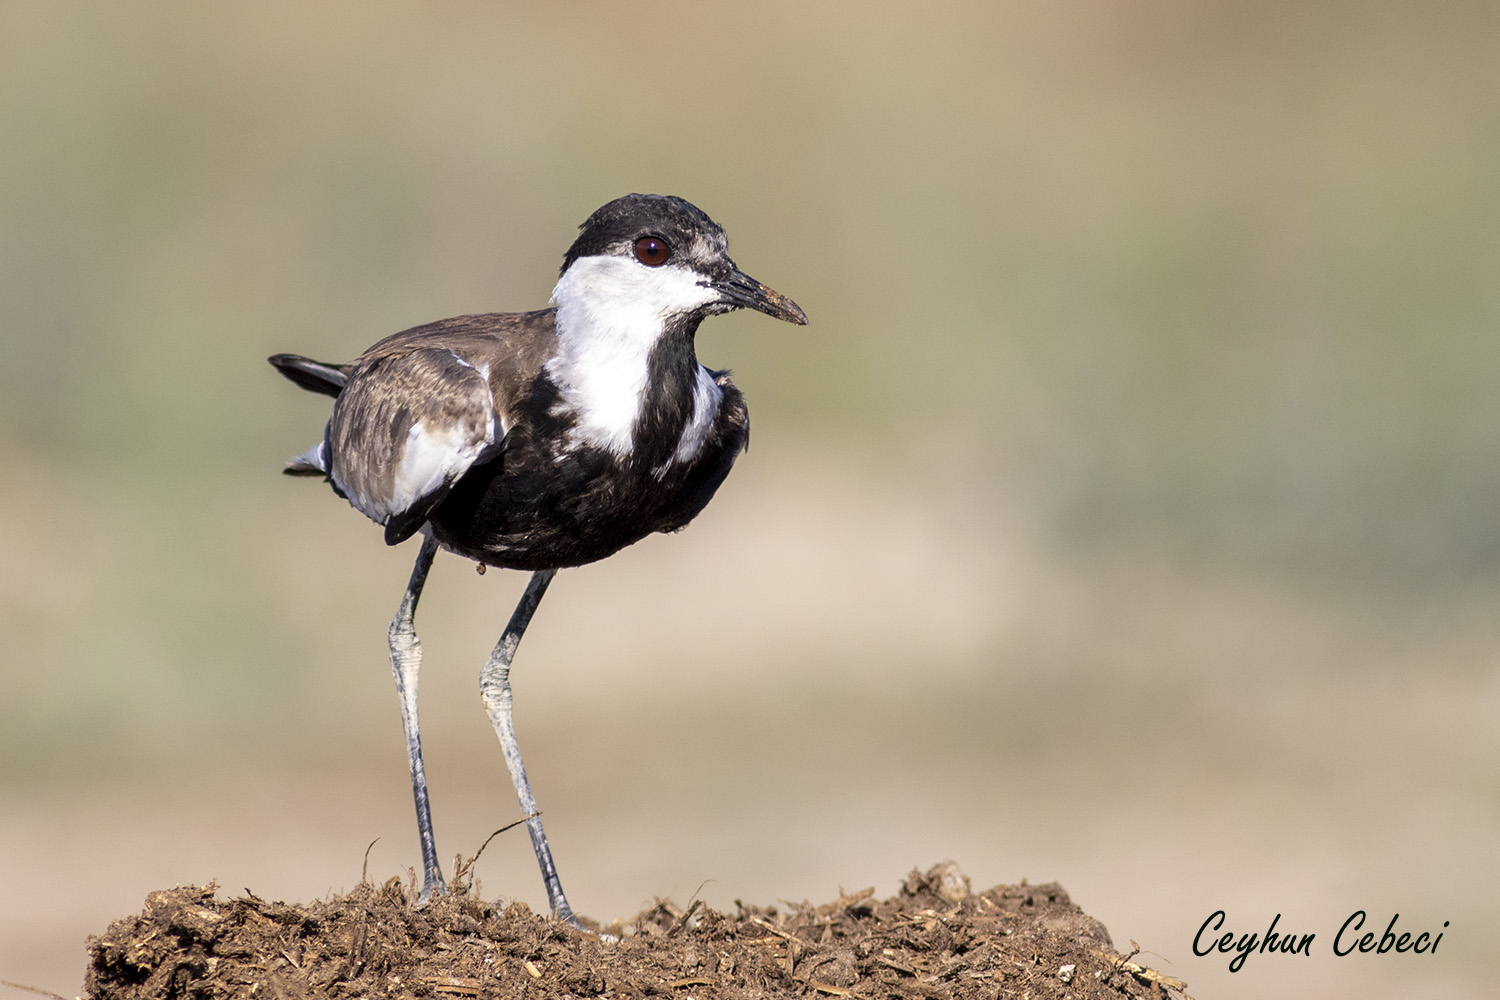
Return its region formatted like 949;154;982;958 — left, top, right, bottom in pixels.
714;268;808;325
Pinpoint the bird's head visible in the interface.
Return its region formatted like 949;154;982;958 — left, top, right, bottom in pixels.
552;194;807;330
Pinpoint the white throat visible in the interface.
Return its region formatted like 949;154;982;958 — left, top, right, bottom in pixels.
547;255;722;462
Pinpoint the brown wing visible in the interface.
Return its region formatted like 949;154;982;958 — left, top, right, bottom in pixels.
321;311;558;545
277;311;559;545
328;348;501;544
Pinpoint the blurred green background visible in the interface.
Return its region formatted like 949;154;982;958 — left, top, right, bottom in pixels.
3;3;1497;999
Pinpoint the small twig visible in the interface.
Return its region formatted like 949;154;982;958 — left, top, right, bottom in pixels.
452;814;538;886
748;915;800;942
428;976;482;996
792;977;867;998
668;899;703;937
877;956;918;976
1092;949;1190;993
1;981;69;1000
686;878;714;908
473;814;537;865
361;837;380;885
833;886;875;912
346;906;370;979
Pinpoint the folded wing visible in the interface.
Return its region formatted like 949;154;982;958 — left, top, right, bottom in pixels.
328;348;503;545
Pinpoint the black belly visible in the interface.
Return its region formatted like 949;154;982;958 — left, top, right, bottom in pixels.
427;434;743;571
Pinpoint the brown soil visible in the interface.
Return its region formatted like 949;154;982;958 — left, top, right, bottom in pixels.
81;863;1189;1000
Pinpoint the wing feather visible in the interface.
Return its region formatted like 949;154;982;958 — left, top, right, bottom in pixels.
327;348;502;543
267;353;352;397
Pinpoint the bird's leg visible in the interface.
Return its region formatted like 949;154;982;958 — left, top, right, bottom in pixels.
388;533;445;903
478;568;581;925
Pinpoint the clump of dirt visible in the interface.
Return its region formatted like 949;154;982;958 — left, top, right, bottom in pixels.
83;862;1189;999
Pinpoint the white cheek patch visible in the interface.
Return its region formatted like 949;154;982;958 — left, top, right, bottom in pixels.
555;254;719;317
548;255;717;456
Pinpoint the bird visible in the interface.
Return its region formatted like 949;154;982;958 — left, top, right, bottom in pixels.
269;193;807;925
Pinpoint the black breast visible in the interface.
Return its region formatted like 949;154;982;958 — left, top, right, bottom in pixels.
427;369;749;571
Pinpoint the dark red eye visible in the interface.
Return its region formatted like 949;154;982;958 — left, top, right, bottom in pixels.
633;236;670;267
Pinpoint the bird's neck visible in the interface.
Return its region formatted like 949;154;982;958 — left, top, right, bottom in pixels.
548;271;722;471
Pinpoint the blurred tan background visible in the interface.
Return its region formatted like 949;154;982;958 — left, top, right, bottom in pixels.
2;3;1498;999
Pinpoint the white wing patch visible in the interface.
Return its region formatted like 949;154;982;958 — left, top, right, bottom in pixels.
386;419;492;519
328;348;500;529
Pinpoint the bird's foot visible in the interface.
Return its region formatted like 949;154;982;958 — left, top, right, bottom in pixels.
554;906;616;941
415;871;448;907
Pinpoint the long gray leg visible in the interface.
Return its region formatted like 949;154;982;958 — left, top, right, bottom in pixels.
388;534;444;902
478;568;578;924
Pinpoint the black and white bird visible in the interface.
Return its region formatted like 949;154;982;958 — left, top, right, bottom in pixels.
270;193;806;925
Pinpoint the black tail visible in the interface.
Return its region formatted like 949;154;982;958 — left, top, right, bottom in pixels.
268;353;352;397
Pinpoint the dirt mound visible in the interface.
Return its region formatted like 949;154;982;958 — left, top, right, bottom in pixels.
82;862;1188;999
